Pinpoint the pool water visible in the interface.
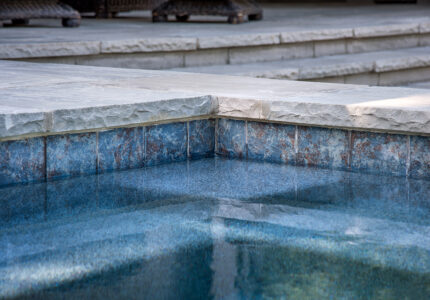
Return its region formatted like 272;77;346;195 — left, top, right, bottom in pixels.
1;158;430;299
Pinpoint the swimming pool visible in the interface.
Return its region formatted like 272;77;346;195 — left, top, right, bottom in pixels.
1;157;430;299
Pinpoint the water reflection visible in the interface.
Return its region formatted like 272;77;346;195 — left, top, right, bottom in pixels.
1;158;429;299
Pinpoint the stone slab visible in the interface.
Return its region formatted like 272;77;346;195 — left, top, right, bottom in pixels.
1;4;430;59
1;60;430;140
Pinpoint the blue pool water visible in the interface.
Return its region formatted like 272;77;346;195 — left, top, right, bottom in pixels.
1;158;430;299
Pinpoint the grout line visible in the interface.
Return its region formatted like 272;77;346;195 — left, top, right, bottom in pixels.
348;130;352;170
43;136;47;181
294;125;299;165
406;135;411;177
96;131;99;174
143;126;147;165
187;121;190;158
215;118;219;154
245;120;248;159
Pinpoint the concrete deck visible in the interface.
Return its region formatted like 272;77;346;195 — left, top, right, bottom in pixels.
1;4;430;59
1;60;430;139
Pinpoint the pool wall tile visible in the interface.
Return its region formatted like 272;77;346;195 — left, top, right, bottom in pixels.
409;135;430;180
351;131;408;176
247;121;296;164
47;132;97;179
189;119;215;158
297;126;349;170
0;137;45;186
98;127;144;173
146;122;187;166
217;119;246;159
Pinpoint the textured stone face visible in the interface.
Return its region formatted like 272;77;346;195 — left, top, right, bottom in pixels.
98;127;145;173
410;135;430;180
217;119;246;159
247;121;296;164
0;138;45;186
351;131;408;177
146;122;187;166
46;133;97;180
189;119;215;159
297;126;349;170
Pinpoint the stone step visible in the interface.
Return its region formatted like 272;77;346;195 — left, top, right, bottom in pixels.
4;4;430;69
170;46;430;86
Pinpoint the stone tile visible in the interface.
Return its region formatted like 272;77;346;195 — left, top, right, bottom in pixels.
297;126;349;170
409;135;430;180
314;40;346;57
189;119;215;159
247;121;296;164
378;67;430;86
305;76;345;84
351;131;408;176
229;43;313;64
184;49;228;67
347;35;420;54
100;37;197;53
420;33;430;47
146;122;187;166
98;127;144;173
216;119;246;159
344;73;379;86
47;133;97;179
0;137;45;186
76;52;185;70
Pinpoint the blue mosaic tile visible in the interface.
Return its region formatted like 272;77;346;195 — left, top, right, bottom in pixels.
409;135;430;180
297;126;349;170
146;122;187;166
98;127;144;173
47;133;97;179
0;137;45;186
189;119;215;158
351;131;408;177
217;119;246;159
247;121;296;164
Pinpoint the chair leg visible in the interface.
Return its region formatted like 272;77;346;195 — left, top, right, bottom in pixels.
12;19;30;25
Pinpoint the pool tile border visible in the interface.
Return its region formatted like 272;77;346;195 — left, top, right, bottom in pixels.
216;118;430;180
1;117;430;186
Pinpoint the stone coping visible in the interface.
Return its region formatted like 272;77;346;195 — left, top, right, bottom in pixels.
1;60;430;140
1;4;430;59
1;22;429;59
173;46;430;80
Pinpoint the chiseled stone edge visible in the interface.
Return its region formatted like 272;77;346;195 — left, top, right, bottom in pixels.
217;99;430;135
2;85;430;139
0;42;101;59
280;28;353;43
101;37;197;53
374;54;430;72
197;33;280;49
1;23;430;59
353;24;420;38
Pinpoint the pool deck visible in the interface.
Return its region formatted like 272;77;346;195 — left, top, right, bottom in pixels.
1;4;430;59
1;60;430;140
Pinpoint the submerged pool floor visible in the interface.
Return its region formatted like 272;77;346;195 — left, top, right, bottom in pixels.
1;158;430;299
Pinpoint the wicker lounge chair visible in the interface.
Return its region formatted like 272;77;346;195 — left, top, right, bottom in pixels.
0;0;81;27
152;0;263;24
64;0;165;18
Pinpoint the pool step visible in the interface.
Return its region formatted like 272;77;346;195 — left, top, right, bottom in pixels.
171;46;430;86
